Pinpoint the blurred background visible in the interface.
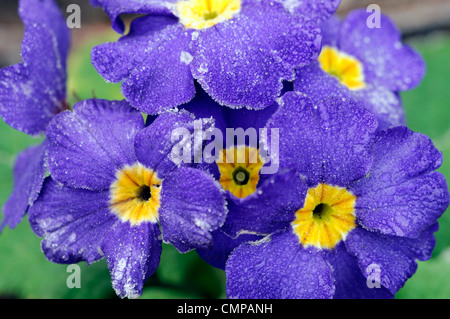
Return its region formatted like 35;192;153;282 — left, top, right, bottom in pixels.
0;0;449;299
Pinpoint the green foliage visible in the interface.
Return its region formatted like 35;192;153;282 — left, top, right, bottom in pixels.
396;249;450;299
66;29;123;104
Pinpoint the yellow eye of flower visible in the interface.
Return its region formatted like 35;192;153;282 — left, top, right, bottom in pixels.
109;163;162;225
292;183;356;250
318;46;366;91
176;0;241;30
216;146;264;198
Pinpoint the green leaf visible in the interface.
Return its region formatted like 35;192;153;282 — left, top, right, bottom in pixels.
156;244;226;299
66;30;123;104
0;219;114;299
397;248;450;299
140;286;203;299
403;35;450;139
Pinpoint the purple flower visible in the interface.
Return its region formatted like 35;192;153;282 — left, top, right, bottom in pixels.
174;87;278;269
28;99;227;298
294;10;426;130
0;0;69;231
0;0;69;135
224;92;448;298
1;141;48;231
90;0;340;113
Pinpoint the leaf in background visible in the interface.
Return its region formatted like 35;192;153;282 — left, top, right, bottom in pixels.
396;248;450;299
403;35;450;139
67;28;123;104
140;286;203;299
156;244;226;299
0;218;114;299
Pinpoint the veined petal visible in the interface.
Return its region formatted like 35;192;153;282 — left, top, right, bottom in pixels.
46;99;144;191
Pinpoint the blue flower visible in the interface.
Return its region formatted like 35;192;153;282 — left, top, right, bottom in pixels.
89;0;340;113
0;0;70;231
29;99;227;298
294;10;425;130
221;92;448;298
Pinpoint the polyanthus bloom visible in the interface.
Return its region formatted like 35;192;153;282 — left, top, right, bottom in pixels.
0;0;70;231
224;92;449;298
177;87;278;268
90;0;340;113
294;9;425;130
28;99;227;298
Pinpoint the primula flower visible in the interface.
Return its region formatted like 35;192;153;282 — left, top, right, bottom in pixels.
180;87;278;269
0;0;70;231
28;99;227;298
224;92;449;298
294;10;425;130
90;0;340;113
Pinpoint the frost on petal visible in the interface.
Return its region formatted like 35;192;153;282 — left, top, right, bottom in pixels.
190;2;321;109
159;167;227;253
0;0;69;135
101;220;162;299
91;23;195;114
226;229;334;299
46;99;143;191
28;178;116;265
1;140;47;231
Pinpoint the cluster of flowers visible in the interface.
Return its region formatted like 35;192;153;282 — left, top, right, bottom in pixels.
0;0;449;299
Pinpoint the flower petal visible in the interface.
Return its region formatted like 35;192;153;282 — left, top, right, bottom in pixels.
135;110;211;179
159;167;227;253
275;0;340;23
0;0;69;135
190;0;321;109
345;225;438;295
183;85;278;134
294;61;354;106
101;220;162;299
28;177;116;264
1;140;47;231
90;0;175;33
319;14;342;46
266;92;377;187
196;229;262;270
352;85;405;130
46;99;144;190
323;243;393;299
92;23;195;114
226;229;334;299
294;62;405;130
350;127;449;238
221;169;306;237
339;9;425;91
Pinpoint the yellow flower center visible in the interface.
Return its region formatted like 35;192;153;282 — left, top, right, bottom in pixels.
216;146;264;198
292;183;356;250
109;163;162;225
176;0;241;30
318;46;366;90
